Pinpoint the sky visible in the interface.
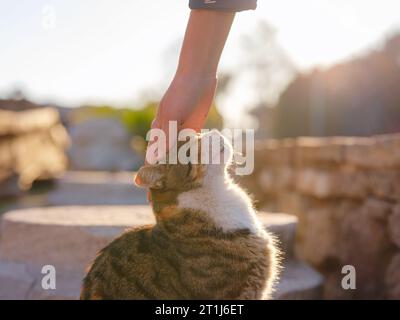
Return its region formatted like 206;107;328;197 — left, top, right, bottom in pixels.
0;0;399;125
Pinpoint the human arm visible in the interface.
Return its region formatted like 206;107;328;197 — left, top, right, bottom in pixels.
146;1;257;164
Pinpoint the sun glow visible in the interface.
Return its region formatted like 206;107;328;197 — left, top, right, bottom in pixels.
0;0;399;125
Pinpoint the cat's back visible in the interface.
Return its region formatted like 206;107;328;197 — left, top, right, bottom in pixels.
80;225;162;300
81;208;278;300
80;212;207;300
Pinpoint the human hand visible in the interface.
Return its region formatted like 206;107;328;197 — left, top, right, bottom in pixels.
141;9;234;202
143;74;216;202
146;73;217;164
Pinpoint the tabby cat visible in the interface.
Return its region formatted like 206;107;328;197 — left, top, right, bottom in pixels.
80;130;280;300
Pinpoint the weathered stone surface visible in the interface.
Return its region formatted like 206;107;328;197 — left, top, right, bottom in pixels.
0;207;295;269
0;108;60;136
0;98;46;111
0;175;21;198
68;118;142;171
0;261;84;300
259;167;294;194
0;107;70;194
273;259;323;300
388;205;400;248
345;134;400;168
239;133;400;299
26;266;84;300
367;170;400;201
294;137;346;166
385;253;400;299
295;169;332;198
0;206;154;272
295;205;340;266
0;261;35;299
338;209;394;298
12;130;69;188
47;171;147;206
274;193;309;218
360;198;392;221
0;140;12;170
295;168;368;199
322;272;355;300
255;139;295;166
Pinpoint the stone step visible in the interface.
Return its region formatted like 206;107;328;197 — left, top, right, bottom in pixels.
0;206;154;273
258;212;297;259
0;206;298;268
272;259;323;300
0;206;317;300
0;261;35;300
0;260;83;300
47;171;147;206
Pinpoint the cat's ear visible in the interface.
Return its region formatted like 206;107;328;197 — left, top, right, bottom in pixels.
134;165;165;189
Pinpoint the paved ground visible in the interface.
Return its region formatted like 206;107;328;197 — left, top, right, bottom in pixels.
47;171;147;206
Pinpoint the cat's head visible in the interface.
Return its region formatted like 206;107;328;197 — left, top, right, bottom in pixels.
134;129;233;192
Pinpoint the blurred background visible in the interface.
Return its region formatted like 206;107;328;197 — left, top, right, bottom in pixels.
2;0;399;196
1;0;400;300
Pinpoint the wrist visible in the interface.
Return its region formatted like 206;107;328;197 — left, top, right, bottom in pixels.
176;62;217;79
172;71;217;87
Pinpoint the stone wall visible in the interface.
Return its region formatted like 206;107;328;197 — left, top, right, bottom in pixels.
239;133;400;299
0;107;70;198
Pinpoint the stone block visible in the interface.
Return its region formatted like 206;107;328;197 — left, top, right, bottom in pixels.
273;259;323;300
295;205;340;266
259;167;294;194
0;261;35;299
367;171;400;201
388;205;400;248
294;137;346;166
345;134;400;169
295;168;368;199
338;209;394;298
385;253;400;299
360;198;392;221
0;206;155;273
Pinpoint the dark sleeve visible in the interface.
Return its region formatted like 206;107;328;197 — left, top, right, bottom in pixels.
189;0;257;12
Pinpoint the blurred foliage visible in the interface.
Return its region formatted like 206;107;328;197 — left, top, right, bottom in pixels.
69;103;156;139
70;101;223;140
121;103;157;137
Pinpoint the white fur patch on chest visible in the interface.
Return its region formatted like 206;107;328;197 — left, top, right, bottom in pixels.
177;179;263;234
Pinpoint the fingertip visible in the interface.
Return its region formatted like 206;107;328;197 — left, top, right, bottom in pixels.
133;172;142;186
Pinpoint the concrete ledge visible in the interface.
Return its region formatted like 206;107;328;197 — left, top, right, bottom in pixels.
1;206;297;267
0;205;313;300
0;261;35;300
47;171;147;206
273;259;323;300
0;206;153;273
